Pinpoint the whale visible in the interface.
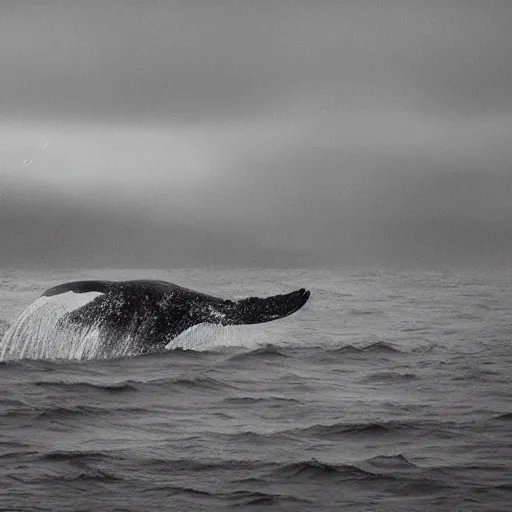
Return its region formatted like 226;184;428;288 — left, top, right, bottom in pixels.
1;280;310;360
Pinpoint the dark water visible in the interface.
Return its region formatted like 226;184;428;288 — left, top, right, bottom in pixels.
1;268;512;511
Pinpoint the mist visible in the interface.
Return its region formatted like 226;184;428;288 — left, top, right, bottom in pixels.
1;1;511;268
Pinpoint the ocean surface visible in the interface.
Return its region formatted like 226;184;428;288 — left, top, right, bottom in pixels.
1;267;511;511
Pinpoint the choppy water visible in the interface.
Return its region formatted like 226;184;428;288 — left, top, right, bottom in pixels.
1;267;512;511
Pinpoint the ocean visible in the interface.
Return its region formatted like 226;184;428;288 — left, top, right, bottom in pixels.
0;267;511;511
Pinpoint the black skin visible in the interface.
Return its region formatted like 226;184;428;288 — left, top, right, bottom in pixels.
43;280;310;355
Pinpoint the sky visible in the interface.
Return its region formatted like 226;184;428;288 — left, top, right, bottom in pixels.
1;1;511;268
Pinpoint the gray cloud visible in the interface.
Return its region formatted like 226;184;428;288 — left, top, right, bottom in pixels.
2;147;510;268
1;1;511;268
0;184;301;268
2;1;511;122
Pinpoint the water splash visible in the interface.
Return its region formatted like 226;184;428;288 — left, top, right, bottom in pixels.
4;299;69;360
1;306;267;361
0;294;122;361
0;319;9;340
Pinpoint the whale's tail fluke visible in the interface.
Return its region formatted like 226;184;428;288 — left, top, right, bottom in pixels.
218;288;310;326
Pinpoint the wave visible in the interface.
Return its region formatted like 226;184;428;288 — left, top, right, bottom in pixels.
0;405;103;420
401;326;430;332
297;420;416;439
494;483;512;491
359;371;417;383
227;490;311;507
228;344;290;361
60;466;121;483
141;457;268;472
328;344;364;354
166;376;235;391
361;453;418;469
132;455;449;495
223;396;300;405
218;430;297;444
327;341;402;355
33;375;235;393
362;341;402;353
491;412;512;421
271;459;386;481
36;404;117;419
0;397;32;408
165;346;216;356
34;381;137;393
349;308;383;316
3;402;148;420
40;450;110;463
141;484;215;498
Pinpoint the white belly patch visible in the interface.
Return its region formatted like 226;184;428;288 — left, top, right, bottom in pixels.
44;291;105;314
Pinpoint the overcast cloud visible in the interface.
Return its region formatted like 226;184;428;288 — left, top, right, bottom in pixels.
1;1;511;268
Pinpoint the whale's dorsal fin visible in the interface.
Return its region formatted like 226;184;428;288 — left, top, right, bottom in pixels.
42;280;112;297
